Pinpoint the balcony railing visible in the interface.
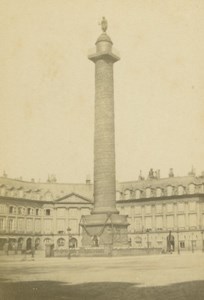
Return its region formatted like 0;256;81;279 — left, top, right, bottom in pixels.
87;47;120;58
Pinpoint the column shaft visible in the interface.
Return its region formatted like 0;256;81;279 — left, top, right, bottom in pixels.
93;58;117;214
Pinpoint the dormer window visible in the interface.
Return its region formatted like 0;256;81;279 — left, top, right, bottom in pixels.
156;188;162;197
135;190;141;199
189;183;195;194
124;189;131;200
44;191;53;201
0;185;6;196
178;186;184;195
167;186;173;196
146;188;151;198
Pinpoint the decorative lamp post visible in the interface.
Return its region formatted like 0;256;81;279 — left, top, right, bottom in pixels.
67;227;71;259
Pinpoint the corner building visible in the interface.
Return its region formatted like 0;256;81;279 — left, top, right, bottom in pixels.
0;173;204;253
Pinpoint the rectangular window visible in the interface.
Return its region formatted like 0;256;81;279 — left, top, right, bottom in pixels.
134;217;142;231
26;219;33;232
68;219;78;233
192;240;196;249
166;203;173;213
130;206;135;216
155;216;163;229
178;202;185;212
178;214;185;228
45;209;51;216
18;218;25;231
166;215;174;229
189;214;197;228
145;205;151;214
124;206;130;215
135;206;142;215
180;241;185;248
145;216;152;229
189;202;196;211
44;219;52;233
0;218;5;230
128;217;134;232
27;208;31;215
156;204;162;213
57;219;65;232
9;206;14;214
8;218;16;231
35;219;41;232
57;208;65;217
0;205;6;214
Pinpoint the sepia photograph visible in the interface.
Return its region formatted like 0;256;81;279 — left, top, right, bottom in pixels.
0;0;204;299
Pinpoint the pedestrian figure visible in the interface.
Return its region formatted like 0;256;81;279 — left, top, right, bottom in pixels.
21;244;27;261
31;245;35;260
14;242;18;255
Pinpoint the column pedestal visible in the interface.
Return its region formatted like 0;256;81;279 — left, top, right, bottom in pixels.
81;213;129;247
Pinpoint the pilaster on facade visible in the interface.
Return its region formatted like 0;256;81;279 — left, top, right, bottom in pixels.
162;203;167;231
185;201;189;230
66;207;69;232
53;207;57;234
141;205;145;230
198;202;201;229
152;204;156;231
174;202;177;229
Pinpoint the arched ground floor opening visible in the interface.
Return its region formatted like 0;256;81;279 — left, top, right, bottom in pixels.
26;238;32;251
69;237;78;249
0;238;7;250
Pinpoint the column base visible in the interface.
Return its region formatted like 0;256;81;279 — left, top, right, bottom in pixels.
80;213;129;247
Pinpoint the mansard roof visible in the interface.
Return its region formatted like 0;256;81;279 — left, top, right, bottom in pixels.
119;175;204;192
0;176;93;201
0;173;203;202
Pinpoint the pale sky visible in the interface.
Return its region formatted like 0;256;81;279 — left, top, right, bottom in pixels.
0;0;204;183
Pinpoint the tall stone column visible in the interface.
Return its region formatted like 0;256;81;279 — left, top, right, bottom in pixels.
80;18;128;248
90;25;119;215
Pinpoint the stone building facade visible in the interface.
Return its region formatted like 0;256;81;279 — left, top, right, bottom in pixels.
0;172;204;253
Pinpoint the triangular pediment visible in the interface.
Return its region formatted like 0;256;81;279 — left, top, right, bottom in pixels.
55;192;92;204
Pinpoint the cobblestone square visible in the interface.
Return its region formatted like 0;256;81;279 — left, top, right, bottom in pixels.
0;253;204;300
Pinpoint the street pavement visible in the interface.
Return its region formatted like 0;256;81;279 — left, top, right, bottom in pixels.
0;252;204;299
